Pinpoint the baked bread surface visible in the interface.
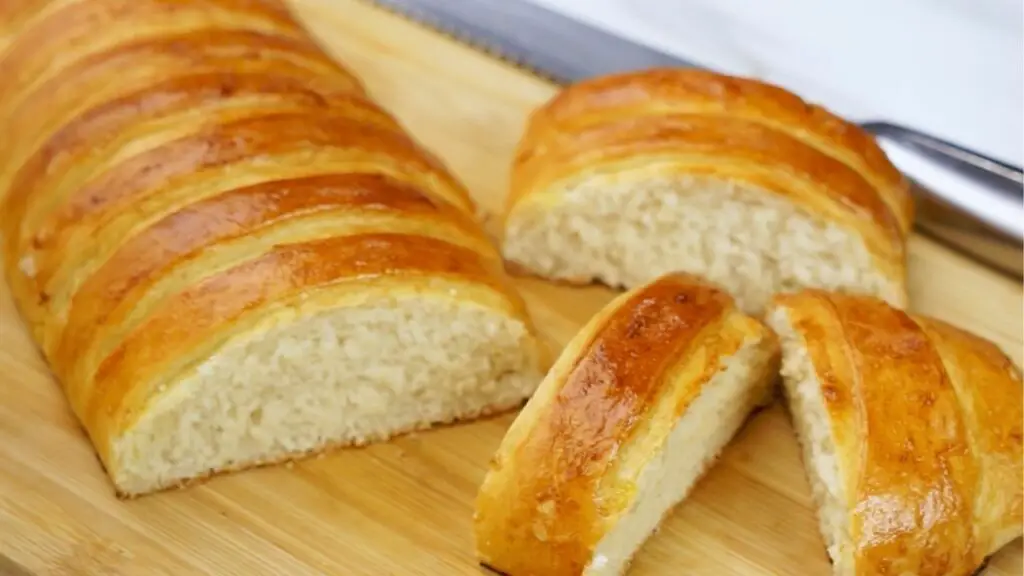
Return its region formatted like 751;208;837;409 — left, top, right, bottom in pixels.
474;273;780;575
767;291;1022;576
0;0;544;496
512;68;913;234
502;68;912;314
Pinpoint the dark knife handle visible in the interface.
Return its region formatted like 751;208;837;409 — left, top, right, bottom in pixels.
861;121;1024;278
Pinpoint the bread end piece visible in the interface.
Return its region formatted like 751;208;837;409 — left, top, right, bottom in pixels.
106;295;545;497
474;272;780;576
766;290;1023;576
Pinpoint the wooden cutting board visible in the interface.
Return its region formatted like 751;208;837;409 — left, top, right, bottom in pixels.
1;1;1021;574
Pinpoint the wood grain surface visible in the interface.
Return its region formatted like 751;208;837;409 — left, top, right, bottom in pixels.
0;1;1021;574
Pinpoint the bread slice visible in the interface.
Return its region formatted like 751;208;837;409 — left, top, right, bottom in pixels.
766;290;1023;576
0;0;546;497
474;273;780;575
502;68;911;315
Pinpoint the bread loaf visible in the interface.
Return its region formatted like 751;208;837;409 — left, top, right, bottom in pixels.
766;291;1022;576
474;273;780;575
502;68;912;315
0;0;545;497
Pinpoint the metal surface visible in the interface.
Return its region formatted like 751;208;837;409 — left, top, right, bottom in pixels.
364;0;694;83
869;123;1024;277
368;0;1024;277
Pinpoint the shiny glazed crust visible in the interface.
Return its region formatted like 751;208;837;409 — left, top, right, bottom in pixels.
0;0;540;481
505;68;911;289
769;291;1023;576
474;273;778;575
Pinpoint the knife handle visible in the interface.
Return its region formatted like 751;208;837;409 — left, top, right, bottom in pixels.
861;121;1024;278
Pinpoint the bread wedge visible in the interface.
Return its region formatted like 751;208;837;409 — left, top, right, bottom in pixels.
474;272;780;575
0;0;545;497
502;68;912;315
766;291;1023;576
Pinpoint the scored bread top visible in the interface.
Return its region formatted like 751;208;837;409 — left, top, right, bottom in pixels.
510;68;912;235
0;0;540;462
474;272;777;575
769;291;1023;575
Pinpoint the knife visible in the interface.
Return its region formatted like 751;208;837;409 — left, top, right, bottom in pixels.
363;0;1024;278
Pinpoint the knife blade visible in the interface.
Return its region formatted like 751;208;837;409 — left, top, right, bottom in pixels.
362;0;1024;277
358;0;694;83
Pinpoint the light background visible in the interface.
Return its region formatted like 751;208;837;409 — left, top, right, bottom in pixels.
526;0;1024;165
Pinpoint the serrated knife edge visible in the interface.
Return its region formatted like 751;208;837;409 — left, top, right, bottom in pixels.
356;0;560;83
359;0;698;85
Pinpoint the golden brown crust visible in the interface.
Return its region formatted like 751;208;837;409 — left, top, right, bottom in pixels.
0;0;307;91
513;68;913;234
911;317;1024;553
5;92;401;335
10;112;476;348
7;27;365;119
0;28;369;195
12;111;468;257
0;27;367;186
0;0;541;492
474;273;777;576
770;291;1022;576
